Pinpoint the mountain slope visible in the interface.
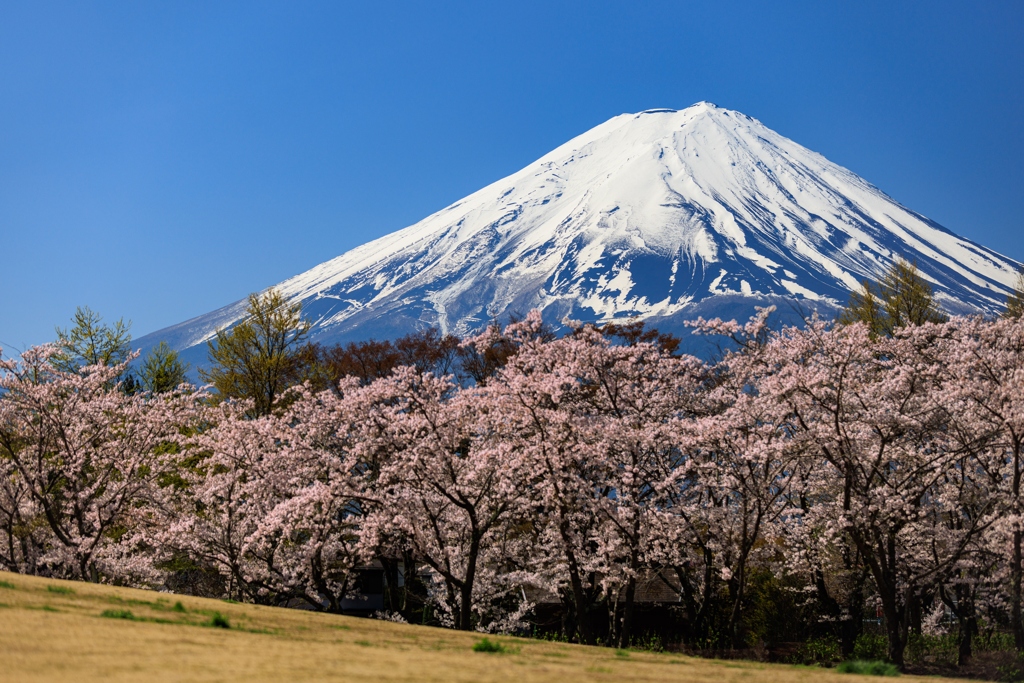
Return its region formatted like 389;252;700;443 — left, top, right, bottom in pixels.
139;103;1021;359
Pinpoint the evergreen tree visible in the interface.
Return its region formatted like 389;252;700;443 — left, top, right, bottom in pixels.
139;342;190;393
199;289;311;417
1003;267;1024;320
53;306;133;373
838;257;947;337
839;279;886;337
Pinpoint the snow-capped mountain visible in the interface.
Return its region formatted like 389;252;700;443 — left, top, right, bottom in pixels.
138;102;1021;360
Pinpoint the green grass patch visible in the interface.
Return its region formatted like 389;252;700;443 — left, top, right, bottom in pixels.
98;606;218;628
837;660;900;676
853;633;889;661
354;639;372;647
615;649;630;658
101;609;136;620
0;580;15;589
629;633;665;652
105;595;195;615
472;637;518;654
107;595;165;609
791;636;841;666
209;612;230;629
46;585;74;595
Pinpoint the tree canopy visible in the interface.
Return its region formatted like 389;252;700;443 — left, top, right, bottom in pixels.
838;257;948;336
199;288;311;416
53;306;132;373
1004;267;1024;319
139;341;190;393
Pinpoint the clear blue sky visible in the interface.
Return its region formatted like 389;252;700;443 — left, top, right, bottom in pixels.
2;1;1022;350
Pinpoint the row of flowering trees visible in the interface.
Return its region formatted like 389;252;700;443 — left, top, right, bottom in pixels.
2;309;1024;668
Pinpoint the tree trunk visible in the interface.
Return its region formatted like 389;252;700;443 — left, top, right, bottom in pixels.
565;548;594;644
1014;527;1023;651
401;551;424;613
618;574;637;648
380;557;402;613
455;534;481;631
957;599;976;666
674;549;717;646
907;592;923;639
459;580;474;631
727;548;752;650
883;601;906;670
840;571;867;659
854;528;907;669
1011;438;1024;657
725;562;748;650
559;589;573;641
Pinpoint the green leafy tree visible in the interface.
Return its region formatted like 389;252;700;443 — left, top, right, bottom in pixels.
139;342;190;393
53;306;133;373
838;257;947;337
199;289;311;417
1003;267;1024;320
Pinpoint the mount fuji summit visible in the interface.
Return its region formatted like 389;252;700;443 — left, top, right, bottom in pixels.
139;102;1022;360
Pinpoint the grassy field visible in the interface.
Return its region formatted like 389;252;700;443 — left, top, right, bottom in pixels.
0;570;977;682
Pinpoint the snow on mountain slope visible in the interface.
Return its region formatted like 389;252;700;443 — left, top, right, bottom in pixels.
138;102;1022;358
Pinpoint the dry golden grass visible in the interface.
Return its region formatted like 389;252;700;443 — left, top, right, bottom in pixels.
0;570;977;682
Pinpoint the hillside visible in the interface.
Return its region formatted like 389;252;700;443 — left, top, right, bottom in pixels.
0;571;962;683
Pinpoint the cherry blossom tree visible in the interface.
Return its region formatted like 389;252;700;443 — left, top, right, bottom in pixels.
559;328;709;647
360;367;534;631
0;436;45;575
473;313;714;644
645;307;806;649
0;345;199;582
149;381;371;609
932;316;1024;653
471;314;616;644
242;382;370;611
749;320;986;668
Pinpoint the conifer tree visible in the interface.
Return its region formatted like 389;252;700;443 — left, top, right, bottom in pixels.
200;289;311;417
53;306;132;373
838;257;947;336
139;341;190;393
1003;267;1024;320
